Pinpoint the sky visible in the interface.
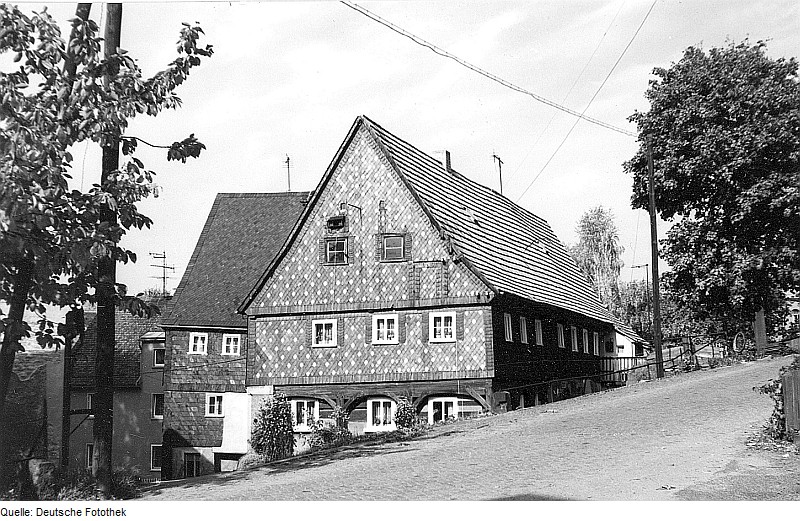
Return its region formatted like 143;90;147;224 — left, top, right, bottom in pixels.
14;0;800;297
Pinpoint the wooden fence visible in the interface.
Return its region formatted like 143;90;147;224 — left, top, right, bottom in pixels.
783;369;800;437
599;356;646;384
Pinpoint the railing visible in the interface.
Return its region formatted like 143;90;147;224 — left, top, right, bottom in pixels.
599;356;646;383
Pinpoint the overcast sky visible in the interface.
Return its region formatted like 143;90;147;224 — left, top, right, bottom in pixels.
24;0;800;297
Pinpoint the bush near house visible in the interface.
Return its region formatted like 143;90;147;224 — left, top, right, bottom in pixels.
394;397;418;431
755;355;800;440
250;393;295;461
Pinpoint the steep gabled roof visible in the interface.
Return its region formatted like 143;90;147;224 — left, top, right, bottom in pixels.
362;117;613;323
164;192;309;328
241;116;613;324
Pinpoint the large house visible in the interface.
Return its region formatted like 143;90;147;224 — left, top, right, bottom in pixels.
161;116;617;479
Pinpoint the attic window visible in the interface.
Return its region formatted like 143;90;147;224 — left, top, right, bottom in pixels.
327;215;346;232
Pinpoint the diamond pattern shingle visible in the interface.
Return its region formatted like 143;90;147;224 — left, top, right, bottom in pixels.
163;192;308;328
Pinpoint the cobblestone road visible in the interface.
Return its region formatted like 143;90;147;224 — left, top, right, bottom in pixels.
144;356;800;500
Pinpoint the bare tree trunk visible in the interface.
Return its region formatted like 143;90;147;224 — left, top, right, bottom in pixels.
0;258;34;491
92;3;122;498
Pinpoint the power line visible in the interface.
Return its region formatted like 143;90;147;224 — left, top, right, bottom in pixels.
340;1;636;137
509;0;627;181
515;0;658;203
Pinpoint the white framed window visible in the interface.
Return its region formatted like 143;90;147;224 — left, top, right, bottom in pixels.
290;399;318;432
222;334;240;356
312;319;337;347
152;393;164;420
150;444;162;471
570;326;578;352
188;332;207;355
427;397;459;424
429;312;456;342
381;234;405;261
593;332;599;355
152;347;165;368
87;393;94;418
557;324;565;348
86;443;94;471
205;394;224;417
372;314;399;344
503;313;513;341
325;237;348;265
520;317;528;344
535;319;543;346
365;398;396;432
582;329;589;353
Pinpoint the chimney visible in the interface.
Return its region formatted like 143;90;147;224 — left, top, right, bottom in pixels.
433;150;452;173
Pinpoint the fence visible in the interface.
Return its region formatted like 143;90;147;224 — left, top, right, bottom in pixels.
783;369;800;437
599;357;645;384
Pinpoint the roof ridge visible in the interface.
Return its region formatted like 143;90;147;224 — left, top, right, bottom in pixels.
360;116;551;231
216;192;310;199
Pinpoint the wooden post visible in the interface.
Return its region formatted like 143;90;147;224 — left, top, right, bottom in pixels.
93;3;122;498
647;136;665;379
754;309;767;358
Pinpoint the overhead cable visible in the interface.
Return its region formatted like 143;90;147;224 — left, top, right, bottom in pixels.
515;0;658;202
340;1;636;137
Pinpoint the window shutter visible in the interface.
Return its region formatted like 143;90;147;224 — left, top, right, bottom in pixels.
403;233;413;261
337;317;345;346
398;312;407;343
305;319;313;348
346;236;353;264
318;238;327;265
421;311;429;342
365;316;372;343
456;311;464;341
374;234;382;261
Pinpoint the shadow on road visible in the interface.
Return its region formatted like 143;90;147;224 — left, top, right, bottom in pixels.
489;493;570;501
145;442;420;498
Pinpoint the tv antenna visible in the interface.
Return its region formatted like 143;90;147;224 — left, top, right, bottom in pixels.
493;153;504;195
285;155;291;192
149;251;175;297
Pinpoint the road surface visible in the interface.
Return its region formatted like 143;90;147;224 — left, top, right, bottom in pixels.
144;356;800;500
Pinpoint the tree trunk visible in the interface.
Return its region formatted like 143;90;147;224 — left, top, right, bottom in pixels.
92;3;122;498
0;258;34;491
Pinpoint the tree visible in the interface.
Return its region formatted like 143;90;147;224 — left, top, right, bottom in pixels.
0;5;211;495
569;206;624;310
624;41;800;333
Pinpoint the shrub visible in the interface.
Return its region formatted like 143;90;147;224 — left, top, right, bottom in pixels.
755;355;800;440
51;469;140;500
394;397;417;430
307;419;353;451
250;393;295;461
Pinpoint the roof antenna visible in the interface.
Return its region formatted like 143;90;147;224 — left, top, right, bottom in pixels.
285;155;291;192
493;152;504;195
149;251;175;297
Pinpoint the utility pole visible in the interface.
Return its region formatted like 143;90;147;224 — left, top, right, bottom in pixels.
631;263;651;340
94;3;122;498
647;136;665;379
285;155;291;192
149;251;175;297
493;153;504;195
60;2;92;478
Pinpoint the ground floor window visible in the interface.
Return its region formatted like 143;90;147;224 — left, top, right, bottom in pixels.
85;443;94;471
150;445;162;471
184;453;201;478
427;397;459;424
365;398;396;432
291;399;318;432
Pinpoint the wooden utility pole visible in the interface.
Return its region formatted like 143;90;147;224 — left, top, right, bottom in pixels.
647;136;665;379
94;3;122;497
60;3;92;477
